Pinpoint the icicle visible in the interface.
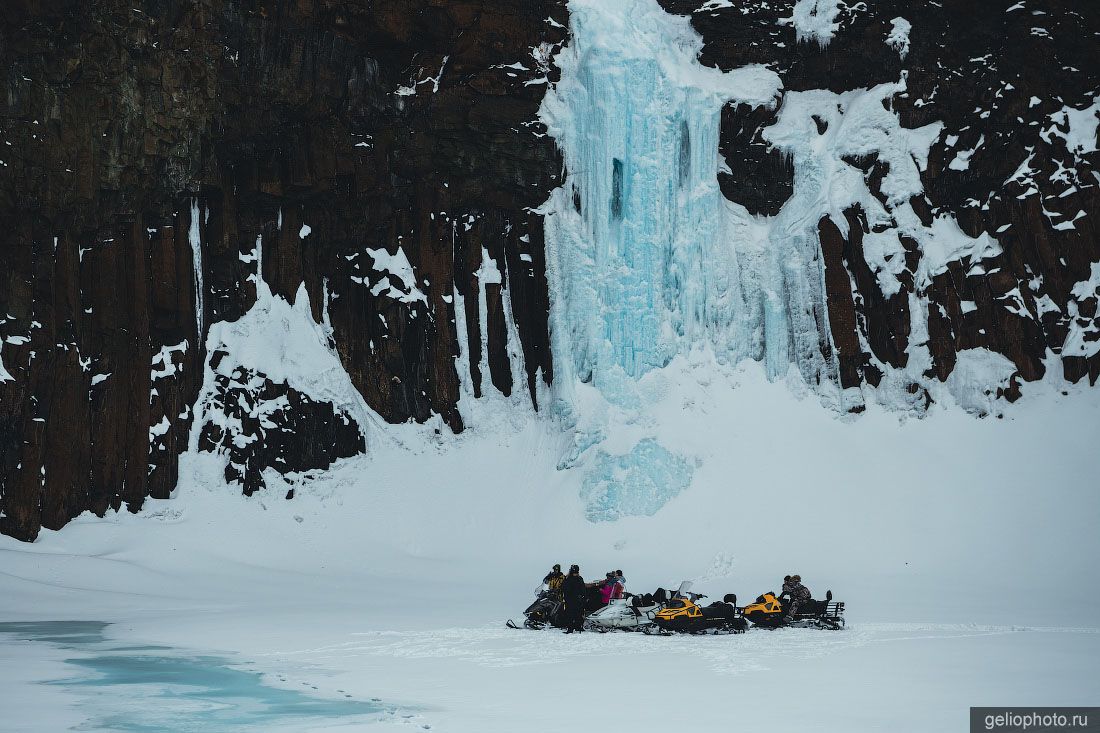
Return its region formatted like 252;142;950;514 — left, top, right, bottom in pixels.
474;248;501;394
189;199;205;338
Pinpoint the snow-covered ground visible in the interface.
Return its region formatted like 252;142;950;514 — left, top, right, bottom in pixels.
2;361;1098;732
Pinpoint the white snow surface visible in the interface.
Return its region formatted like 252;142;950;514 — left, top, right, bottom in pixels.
2;360;1099;732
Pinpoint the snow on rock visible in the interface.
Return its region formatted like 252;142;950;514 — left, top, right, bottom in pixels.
1043;95;1100;159
364;246;427;304
191;281;373;446
752;80;948;410
861;230;908;298
1063;262;1100;359
906;212;1003;288
151;341;188;381
785;0;842;47
0;340;12;383
1070;262;1100;302
886;17;912;59
944;348;1018;416
186;241;381;493
947;134;985;171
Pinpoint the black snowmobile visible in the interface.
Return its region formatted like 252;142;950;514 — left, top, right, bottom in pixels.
742;590;845;630
507;584;604;630
507;587;564;629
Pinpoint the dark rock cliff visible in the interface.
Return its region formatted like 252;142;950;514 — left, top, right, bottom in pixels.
0;0;566;541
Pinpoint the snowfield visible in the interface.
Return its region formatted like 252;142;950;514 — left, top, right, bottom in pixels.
2;361;1098;732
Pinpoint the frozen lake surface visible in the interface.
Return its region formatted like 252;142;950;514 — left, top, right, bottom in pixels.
0;621;403;733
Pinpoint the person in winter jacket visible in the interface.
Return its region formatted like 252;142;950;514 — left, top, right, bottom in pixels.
780;574;811;620
561;565;587;633
543;565;564;596
614;569;626;592
598;572;623;604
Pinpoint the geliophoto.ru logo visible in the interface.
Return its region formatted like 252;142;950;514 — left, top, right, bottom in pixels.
970;708;1099;733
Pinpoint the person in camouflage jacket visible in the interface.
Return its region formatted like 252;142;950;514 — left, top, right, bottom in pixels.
780;574;811;620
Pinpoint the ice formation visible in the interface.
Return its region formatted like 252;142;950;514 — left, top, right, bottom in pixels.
541;0;781;393
540;0;782;519
540;0;1021;520
580;438;693;522
189;199;205;338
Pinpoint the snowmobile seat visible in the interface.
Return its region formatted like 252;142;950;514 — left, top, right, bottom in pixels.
799;592;839;618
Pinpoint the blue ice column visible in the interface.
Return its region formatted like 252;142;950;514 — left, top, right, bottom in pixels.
543;30;733;517
542;2;838;521
546;46;744;394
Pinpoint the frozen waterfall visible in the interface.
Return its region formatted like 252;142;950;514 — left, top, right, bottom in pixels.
541;0;790;400
539;0;798;520
540;0;853;413
539;1;967;523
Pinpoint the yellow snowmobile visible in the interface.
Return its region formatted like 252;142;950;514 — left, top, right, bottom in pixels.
648;582;747;635
742;590;845;630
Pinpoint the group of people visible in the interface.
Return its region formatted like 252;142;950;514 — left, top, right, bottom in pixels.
541;564;626;633
540;564;815;631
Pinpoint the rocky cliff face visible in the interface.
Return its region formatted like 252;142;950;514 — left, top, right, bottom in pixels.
0;0;566;541
1;0;1097;541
